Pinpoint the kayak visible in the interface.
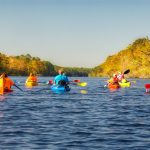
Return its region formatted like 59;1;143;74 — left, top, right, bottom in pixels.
119;81;131;87
108;83;120;89
0;76;4;95
4;89;13;94
50;85;71;93
145;84;150;93
0;79;13;95
25;81;38;87
0;75;14;95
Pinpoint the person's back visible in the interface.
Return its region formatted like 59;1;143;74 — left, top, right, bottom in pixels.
54;74;63;85
2;73;14;91
54;70;69;85
26;73;37;82
108;74;119;84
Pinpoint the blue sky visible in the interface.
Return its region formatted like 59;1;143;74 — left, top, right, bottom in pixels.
0;0;150;67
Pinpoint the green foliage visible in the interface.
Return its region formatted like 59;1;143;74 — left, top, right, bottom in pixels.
54;66;91;76
89;37;150;78
0;53;91;76
0;53;56;76
63;67;91;76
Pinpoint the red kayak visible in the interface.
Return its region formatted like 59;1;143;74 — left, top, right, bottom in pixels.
145;84;150;93
108;83;120;89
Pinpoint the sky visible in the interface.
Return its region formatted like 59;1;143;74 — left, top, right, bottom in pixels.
0;0;150;68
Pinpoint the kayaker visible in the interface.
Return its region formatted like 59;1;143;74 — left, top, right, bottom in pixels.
117;71;124;82
26;73;37;83
117;71;127;83
0;73;15;92
54;69;69;86
107;73;119;84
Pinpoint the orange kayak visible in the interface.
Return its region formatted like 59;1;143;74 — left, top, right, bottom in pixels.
108;83;120;89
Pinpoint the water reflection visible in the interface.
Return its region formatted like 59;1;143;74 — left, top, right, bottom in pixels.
80;90;88;94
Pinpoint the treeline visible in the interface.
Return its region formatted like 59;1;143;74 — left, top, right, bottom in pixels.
89;37;150;78
55;66;91;77
0;53;55;76
0;53;91;76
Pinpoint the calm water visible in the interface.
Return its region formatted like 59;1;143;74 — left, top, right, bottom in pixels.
0;77;150;150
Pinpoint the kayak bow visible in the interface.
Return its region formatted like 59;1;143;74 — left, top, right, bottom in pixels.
50;85;70;93
25;81;38;87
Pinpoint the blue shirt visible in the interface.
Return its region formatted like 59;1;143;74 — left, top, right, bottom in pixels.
54;74;69;85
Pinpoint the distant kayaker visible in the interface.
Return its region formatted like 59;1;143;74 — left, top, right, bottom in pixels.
26;73;37;83
117;71;127;83
54;69;69;86
117;71;124;82
0;73;15;92
107;73;119;84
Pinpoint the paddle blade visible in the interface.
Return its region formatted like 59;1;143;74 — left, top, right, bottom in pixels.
124;69;130;74
49;80;53;85
77;82;87;87
73;79;80;83
145;84;150;89
145;84;150;93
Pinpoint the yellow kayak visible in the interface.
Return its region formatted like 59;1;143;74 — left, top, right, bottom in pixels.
0;75;4;95
119;81;131;87
25;81;38;87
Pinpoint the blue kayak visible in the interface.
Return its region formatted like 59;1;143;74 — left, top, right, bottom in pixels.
50;85;71;93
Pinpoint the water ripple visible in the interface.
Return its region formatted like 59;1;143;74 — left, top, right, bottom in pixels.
0;77;150;150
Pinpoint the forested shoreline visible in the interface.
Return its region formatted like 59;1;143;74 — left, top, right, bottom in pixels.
89;37;150;78
1;37;150;78
0;53;91;76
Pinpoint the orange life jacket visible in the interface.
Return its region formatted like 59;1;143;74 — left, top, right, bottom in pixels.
113;76;119;83
27;76;37;82
4;77;14;90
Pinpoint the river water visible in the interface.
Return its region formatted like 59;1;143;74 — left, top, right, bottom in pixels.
0;77;150;150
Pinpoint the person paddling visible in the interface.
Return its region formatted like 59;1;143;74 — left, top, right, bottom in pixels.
26;73;37;83
107;73;119;84
54;69;69;86
117;71;128;83
0;73;15;92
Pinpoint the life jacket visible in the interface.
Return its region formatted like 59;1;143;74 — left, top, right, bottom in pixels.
113;76;118;83
27;76;37;82
108;76;119;84
4;77;14;90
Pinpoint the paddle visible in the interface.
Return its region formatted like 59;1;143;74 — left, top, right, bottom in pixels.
73;79;81;83
70;82;87;87
104;69;130;87
69;80;87;87
76;82;87;87
14;84;24;92
145;84;150;88
123;69;130;74
145;84;150;93
37;79;87;88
